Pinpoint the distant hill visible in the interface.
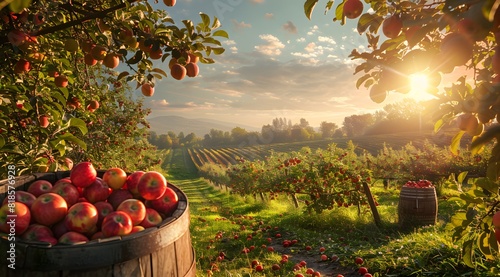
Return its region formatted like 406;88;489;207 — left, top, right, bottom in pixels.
147;116;260;136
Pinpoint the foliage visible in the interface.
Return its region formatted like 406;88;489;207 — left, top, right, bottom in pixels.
304;0;500;267
0;0;226;178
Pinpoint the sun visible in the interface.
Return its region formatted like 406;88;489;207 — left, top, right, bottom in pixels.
408;73;435;101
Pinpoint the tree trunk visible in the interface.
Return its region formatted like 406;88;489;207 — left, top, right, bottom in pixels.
291;193;300;208
363;182;381;227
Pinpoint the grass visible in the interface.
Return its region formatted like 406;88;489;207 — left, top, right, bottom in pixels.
164;148;500;277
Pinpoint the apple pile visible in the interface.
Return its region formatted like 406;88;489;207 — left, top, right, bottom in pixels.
0;162;179;245
402;179;434;188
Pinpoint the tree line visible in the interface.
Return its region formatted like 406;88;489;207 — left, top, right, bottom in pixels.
147;98;441;149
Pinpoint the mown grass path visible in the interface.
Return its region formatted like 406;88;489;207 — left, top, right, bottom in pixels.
163;148;375;276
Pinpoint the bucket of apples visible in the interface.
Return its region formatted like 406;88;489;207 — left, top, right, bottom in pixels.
398;179;438;229
0;162;196;276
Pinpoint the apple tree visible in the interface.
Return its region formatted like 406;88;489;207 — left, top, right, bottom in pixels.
0;0;227;177
303;0;500;268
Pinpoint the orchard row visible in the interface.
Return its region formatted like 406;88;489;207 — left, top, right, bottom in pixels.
192;141;490;213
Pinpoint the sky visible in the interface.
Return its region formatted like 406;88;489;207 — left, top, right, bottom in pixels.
142;0;437;129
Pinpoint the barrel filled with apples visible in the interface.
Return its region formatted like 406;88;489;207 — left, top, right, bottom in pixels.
0;162;195;277
398;180;438;229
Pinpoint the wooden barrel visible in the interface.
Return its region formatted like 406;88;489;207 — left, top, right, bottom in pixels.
398;186;438;229
0;171;195;277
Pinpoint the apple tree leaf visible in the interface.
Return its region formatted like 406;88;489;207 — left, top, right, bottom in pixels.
304;0;319;20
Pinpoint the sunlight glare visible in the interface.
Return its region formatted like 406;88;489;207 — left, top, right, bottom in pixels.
408;73;436;101
410;73;429;92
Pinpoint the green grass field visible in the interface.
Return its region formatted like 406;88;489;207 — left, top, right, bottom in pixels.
164;144;500;277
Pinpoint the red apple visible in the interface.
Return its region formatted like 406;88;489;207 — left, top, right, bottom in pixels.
91;231;105;240
163;0;176;7
28;180;53;197
94;201;114;227
141;83;154;97
186;62;199;77
145;186;178;216
108;189;134;210
31;193;68;226
54;75;69;87
52;220;69;239
7;29;27;46
493;211;500;228
101;211;133;237
83;177;110;203
1;191;36;209
382;14;403;39
0;202;31;235
140;208;163;228
38;115;49;128
58;231;89;244
137;171;167;200
54;177;72;186
343;0;363;19
103;167;128;190
70;162;97;188
126;170;145;198
131;225;145;234
64;202;98;233
117;199;146;226
82;224;99;238
14;59;31;74
21;223;58;245
50;181;80;207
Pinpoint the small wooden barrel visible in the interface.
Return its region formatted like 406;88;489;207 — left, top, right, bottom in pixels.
0;171;195;277
398;186;438;229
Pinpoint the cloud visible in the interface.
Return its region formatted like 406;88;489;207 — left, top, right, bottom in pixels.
307;25;319;36
231;19;252;30
304;42;317;53
318;36;336;45
224;40;237;45
282;21;298;34
265;13;274;19
149;99;169;108
254;34;285;56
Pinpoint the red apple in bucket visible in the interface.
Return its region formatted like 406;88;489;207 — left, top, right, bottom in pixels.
50;181;80;207
130;225;145;234
0;202;31;235
140;208;163;228
70;162;97;188
58;231;89;244
137;171;167;200
101;211;133;237
103;167;128;190
126;170;145;198
31;193;68;226
52;219;69;239
27;180;53;197
64;202;98;233
1;191;36;209
94;201;114;227
107;189;133;210
117;199;146;226
83;177;110;203
146;186;178;216
21;224;58;245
